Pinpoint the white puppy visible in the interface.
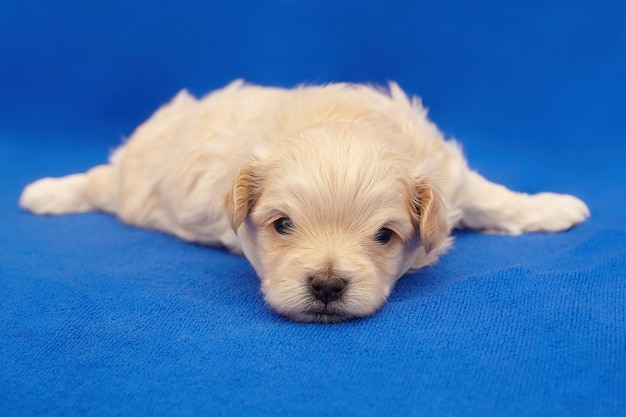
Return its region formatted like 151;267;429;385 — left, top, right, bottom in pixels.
20;81;590;323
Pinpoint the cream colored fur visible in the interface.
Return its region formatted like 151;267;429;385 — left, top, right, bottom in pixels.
19;80;590;323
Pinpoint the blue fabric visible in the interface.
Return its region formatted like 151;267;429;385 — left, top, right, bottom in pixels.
1;1;625;416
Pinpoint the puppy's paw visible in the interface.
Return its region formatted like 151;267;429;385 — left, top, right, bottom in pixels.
19;175;92;215
519;192;590;233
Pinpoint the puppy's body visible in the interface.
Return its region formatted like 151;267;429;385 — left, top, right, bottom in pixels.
20;81;590;322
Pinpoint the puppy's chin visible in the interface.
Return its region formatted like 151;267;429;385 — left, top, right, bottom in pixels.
284;310;358;324
264;290;385;324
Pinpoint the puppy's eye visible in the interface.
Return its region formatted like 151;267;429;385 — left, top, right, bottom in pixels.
274;217;294;235
374;227;393;244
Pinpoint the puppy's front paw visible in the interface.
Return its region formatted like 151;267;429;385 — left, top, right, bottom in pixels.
521;192;590;233
19;175;92;215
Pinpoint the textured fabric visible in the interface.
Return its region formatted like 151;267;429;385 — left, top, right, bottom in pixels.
1;1;625;416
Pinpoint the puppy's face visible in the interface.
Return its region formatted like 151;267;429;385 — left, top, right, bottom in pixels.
226;123;448;323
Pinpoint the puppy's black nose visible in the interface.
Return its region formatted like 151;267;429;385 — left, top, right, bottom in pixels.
309;276;345;304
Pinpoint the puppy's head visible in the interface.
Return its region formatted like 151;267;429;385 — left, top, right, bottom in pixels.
225;122;449;322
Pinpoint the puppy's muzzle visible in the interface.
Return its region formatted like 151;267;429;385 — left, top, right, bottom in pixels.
309;275;346;304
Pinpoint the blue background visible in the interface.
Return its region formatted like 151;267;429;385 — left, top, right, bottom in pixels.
1;1;625;416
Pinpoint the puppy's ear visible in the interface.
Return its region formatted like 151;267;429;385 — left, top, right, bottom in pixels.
224;158;264;232
410;176;450;253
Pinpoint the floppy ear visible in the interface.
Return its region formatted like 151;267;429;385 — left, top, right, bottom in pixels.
224;158;264;232
410;176;450;253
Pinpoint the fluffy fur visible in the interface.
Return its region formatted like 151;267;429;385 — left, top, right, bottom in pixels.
19;80;590;323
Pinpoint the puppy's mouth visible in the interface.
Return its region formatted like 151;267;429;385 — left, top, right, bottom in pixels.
292;305;353;324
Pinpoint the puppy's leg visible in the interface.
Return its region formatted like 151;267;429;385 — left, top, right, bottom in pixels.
20;164;117;215
456;170;590;234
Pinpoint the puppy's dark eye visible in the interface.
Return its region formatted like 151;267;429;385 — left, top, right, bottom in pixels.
374;227;393;244
274;217;294;235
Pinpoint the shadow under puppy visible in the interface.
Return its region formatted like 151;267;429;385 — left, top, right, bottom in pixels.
20;80;590;323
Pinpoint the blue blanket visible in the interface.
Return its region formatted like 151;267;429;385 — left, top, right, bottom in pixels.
1;1;624;416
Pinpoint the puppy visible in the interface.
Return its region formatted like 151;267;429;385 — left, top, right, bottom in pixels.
19;80;590;323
